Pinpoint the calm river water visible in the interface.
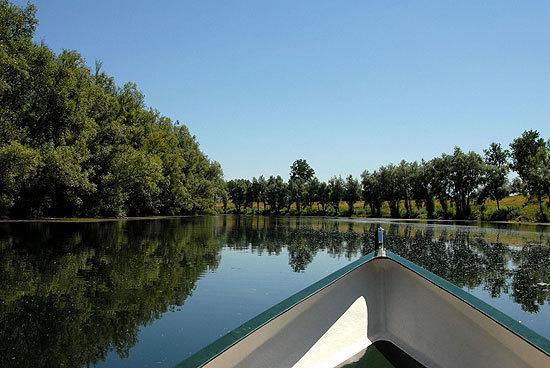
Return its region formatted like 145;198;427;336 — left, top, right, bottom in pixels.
0;215;548;367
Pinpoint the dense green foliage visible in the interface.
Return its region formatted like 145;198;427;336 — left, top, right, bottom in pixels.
0;1;223;217
1;2;547;222
510;131;550;217
478;143;510;210
226;131;550;221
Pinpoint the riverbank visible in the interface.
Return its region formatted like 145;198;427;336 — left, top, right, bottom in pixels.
1;212;548;226
0;215;196;223
219;195;550;224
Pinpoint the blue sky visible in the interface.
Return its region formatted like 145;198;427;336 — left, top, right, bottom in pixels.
17;0;550;180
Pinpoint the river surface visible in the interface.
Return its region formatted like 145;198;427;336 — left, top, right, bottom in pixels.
0;215;548;367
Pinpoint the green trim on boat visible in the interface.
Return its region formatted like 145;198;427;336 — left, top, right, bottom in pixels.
385;251;550;356
175;251;550;368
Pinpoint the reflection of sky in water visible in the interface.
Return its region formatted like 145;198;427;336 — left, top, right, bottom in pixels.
102;249;355;367
0;216;548;368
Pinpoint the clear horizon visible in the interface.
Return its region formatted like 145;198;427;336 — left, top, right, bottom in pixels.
18;0;550;181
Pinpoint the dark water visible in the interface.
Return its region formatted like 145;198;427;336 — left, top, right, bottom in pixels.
339;341;425;368
0;215;548;368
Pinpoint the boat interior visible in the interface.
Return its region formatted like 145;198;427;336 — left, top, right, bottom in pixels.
196;256;548;368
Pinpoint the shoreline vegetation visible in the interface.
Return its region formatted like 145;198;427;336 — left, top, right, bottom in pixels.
218;197;550;226
0;212;548;227
1;2;549;224
0;1;224;218
223;131;550;223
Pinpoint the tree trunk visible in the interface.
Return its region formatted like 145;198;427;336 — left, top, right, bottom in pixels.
426;198;435;218
439;198;448;216
389;201;399;218
496;198;500;211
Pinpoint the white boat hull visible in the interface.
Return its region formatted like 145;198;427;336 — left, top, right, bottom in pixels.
177;252;549;368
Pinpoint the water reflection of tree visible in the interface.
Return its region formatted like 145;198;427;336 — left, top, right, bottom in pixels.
0;217;223;368
510;246;550;313
0;216;547;367
223;217;549;314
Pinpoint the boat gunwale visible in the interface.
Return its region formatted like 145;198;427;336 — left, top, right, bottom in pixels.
175;252;377;368
386;251;550;356
175;251;549;368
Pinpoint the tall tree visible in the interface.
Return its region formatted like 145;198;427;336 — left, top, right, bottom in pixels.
265;175;288;215
343;175;361;216
307;177;321;210
289;159;315;214
257;175;267;210
396;160;414;218
410;160;435;218
479;143;510;210
244;179;254;210
227;179;249;213
361;170;383;217
379;165;401;218
430;155;453;217
250;177;265;212
219;181;229;213
510;130;550;219
448;147;484;219
317;181;330;213
328;176;344;215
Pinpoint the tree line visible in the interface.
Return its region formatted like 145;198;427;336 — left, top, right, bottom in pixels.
1;2;548;221
0;1;224;218
224;130;550;221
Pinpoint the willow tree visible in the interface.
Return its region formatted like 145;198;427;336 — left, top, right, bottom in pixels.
343;175;361;216
510;131;550;219
448;147;484;219
328;176;344;215
289;159;315;214
479;143;510;210
0;0;224;217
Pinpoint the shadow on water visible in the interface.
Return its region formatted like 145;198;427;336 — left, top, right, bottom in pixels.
0;217;224;368
0;215;548;367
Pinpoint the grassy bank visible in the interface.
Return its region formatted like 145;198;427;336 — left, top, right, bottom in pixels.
219;195;550;224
